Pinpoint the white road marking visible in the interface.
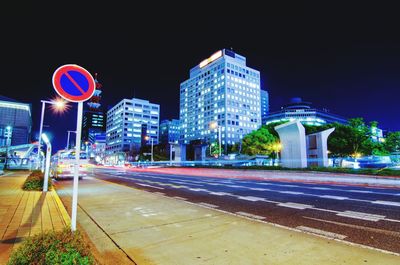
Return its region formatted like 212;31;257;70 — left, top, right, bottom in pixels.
208;192;234;196
279;191;304;195
248;187;270;191
310;187;332;190
136;183;164;190
236;196;266;202
235;211;266;220
336;211;385;222
173;196;187;200
348;190;372;193
278;202;313;210
198;202;219;208
226;185;247;188
372;200;400;207
296;226;347;240
189;188;209;192
319;195;348;200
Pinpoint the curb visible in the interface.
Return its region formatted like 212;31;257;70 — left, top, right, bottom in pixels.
51;189;71;227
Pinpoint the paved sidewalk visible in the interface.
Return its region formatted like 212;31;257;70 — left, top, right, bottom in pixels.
56;177;400;265
0;171;70;264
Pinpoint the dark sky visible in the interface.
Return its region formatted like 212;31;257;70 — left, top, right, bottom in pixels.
2;3;400;152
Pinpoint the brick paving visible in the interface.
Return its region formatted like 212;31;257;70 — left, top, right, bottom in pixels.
0;171;70;264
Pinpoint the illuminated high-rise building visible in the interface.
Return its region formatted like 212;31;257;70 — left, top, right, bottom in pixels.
179;49;261;152
82;74;106;144
106;98;160;154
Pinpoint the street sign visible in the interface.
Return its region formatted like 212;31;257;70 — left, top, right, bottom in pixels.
52;64;96;102
52;64;95;232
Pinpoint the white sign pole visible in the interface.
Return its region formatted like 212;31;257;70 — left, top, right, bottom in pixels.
43;144;51;192
71;101;83;232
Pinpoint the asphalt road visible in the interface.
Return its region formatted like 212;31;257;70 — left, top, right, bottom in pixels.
81;167;400;254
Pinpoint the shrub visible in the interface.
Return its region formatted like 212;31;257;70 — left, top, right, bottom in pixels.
22;170;52;191
8;229;94;265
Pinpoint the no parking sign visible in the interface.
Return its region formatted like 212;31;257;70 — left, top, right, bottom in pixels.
52;64;95;102
52;64;95;231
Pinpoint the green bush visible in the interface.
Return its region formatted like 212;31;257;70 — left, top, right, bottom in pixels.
8;229;94;265
22;170;52;191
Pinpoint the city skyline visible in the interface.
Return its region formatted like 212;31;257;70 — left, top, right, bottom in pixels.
2;3;400;152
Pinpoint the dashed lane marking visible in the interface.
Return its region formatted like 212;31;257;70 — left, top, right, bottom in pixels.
173;196;187;200
372;200;400;207
319;195;348;200
198;202;219;208
279;191;304;195
336;211;385;222
236;196;266;202
235;211;266;220
208;191;234;196
278;202;313;210
296;226;347;240
136;183;164;190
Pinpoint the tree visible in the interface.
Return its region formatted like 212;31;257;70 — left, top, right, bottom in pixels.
384;132;400;153
210;141;221;156
241;127;279;156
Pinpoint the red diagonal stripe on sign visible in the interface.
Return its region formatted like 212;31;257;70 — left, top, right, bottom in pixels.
64;71;86;94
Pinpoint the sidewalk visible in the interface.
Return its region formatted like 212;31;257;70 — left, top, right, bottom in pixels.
55;177;400;265
0;171;70;264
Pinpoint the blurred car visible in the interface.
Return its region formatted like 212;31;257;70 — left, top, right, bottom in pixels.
357;156;392;169
50;150;92;180
341;158;360;169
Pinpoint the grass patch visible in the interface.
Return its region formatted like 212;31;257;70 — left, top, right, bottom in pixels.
8;229;95;265
22;170;52;191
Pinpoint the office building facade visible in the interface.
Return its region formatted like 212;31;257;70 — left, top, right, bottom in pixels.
160;119;180;145
0;96;32;146
180;49;261;151
265;97;347;126
106;98;159;154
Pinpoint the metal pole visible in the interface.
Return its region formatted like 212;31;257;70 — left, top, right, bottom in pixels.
43;143;51;192
66;131;71;150
37;101;45;169
169;143;172;165
71;102;83;232
218;126;222;157
151;138;154;162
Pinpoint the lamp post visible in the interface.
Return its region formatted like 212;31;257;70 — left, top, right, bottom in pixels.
209;121;221;157
273;143;282;166
66;130;76;150
37;99;66;169
169;141;174;165
238;128;243;154
41;133;51;192
145;136;154;162
4;126;12;169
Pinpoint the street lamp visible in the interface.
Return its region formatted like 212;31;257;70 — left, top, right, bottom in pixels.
4;126;12;169
209;121;221;157
37;98;67;169
145;135;154;162
66;130;76;150
169;141;175;165
41;133;51;192
273;143;282;166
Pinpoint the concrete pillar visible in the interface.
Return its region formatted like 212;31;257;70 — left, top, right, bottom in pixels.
275;121;307;168
306;127;335;167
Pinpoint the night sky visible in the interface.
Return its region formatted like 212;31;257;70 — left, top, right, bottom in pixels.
2;3;400;152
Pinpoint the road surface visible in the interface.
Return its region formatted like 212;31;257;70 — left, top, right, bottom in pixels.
67;167;400;254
